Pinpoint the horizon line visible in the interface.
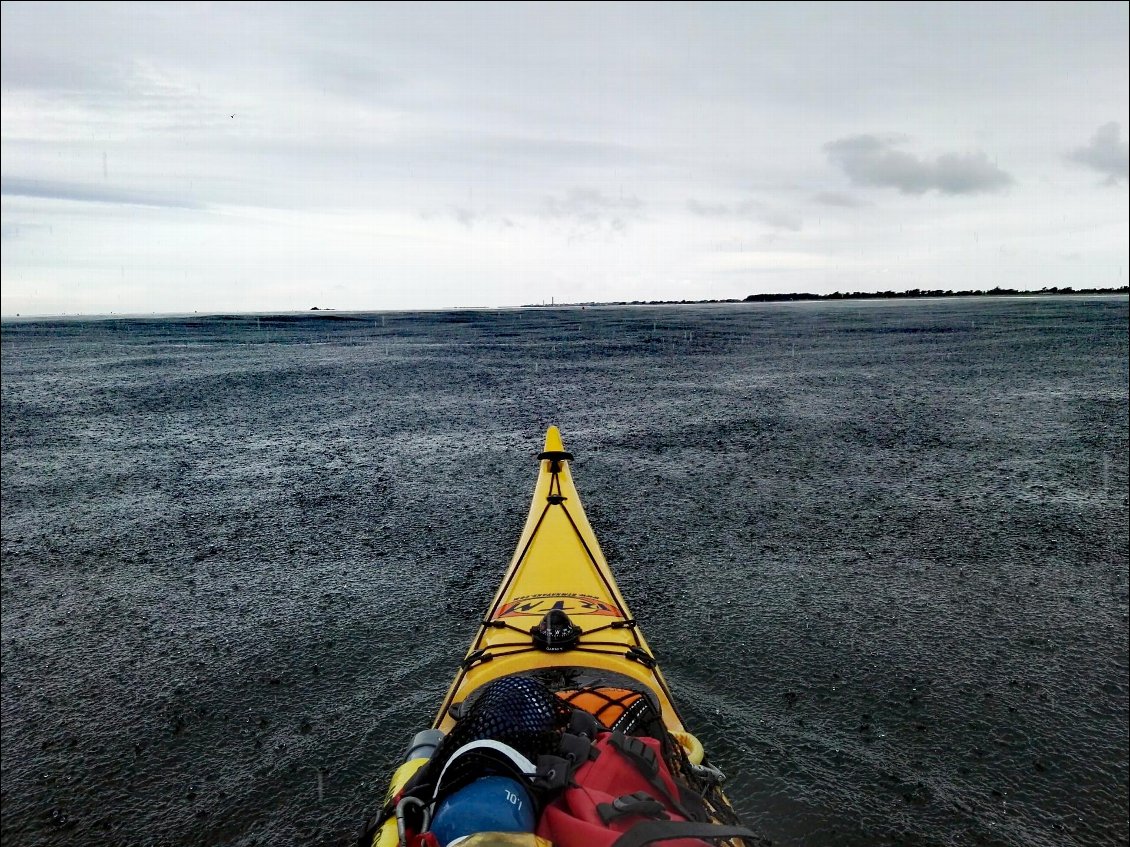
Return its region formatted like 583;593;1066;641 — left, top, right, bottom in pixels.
2;284;1127;321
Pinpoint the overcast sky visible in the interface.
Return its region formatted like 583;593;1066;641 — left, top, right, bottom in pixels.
2;2;1127;315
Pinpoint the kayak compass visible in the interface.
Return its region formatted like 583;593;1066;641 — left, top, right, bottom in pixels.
530;608;582;652
461;612;653;670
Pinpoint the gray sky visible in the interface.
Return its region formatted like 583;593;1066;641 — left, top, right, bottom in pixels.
2;1;1127;315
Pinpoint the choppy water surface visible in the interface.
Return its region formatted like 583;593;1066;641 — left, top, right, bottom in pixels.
2;298;1127;847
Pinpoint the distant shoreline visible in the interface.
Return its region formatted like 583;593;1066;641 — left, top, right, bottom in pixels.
2;286;1126;321
522;285;1129;308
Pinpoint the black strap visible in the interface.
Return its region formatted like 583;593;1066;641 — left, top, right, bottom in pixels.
532;754;572;792
609;732;659;777
559;732;597;766
607;732;708;823
610;697;652;733
568;707;602;740
598;791;669;824
611;821;759;847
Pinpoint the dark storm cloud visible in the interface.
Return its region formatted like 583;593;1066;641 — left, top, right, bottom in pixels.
825;135;1014;195
686;198;802;231
1067;122;1129;183
1;177;202;209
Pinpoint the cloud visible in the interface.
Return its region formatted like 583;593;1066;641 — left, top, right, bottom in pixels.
684;199;729;217
813;191;867;208
686;198;802;230
1067;122;1128;183
540;188;643;235
450;206;476;228
825;134;1014;195
1;177;201;209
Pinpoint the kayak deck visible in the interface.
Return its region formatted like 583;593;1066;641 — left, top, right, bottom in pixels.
433;427;686;735
362;427;751;847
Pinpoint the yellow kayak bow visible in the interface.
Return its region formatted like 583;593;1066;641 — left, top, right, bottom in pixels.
434;426;687;736
367;427;744;847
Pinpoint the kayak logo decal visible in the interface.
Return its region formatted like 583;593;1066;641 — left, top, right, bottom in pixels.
497;593;621;619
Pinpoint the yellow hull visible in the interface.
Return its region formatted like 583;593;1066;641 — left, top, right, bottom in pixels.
433;425;687;735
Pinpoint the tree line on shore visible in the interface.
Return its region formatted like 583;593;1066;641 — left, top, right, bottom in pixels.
742;285;1128;302
525;285;1129;308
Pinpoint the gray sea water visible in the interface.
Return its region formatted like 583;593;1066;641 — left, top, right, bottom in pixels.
1;297;1127;847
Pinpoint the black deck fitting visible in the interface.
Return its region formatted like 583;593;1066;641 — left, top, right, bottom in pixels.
537;450;574;473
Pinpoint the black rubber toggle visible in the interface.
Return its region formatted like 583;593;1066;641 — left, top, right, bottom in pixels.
537;450;574;462
461;649;494;670
598;791;669;824
538;450;574;474
625;646;657;668
546;494;567;504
